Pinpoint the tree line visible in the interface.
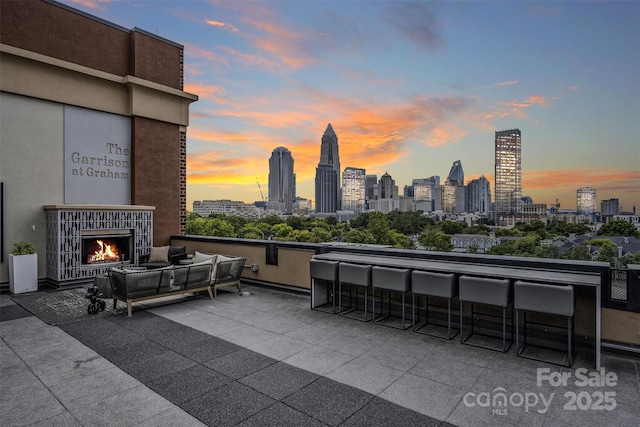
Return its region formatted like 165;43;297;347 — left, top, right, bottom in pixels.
186;212;640;267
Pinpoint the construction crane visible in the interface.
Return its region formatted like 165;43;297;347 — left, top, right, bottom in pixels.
256;178;266;210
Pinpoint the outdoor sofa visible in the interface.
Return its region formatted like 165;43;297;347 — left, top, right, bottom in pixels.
109;252;247;316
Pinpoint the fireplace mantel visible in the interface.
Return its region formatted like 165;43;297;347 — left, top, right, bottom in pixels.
43;204;155;211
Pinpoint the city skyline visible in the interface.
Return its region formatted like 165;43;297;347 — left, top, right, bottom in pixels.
59;1;639;211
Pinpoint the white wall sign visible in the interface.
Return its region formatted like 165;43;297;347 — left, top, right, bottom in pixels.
64;106;131;204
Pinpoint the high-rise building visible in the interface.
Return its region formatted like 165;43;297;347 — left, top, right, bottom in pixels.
365;174;378;202
601;198;620;219
466;175;491;214
440;178;466;213
577;187;597;215
494;129;522;215
268;147;295;213
315;123;341;212
447;160;464;186
378;172;398;199
411;176;440;212
315;164;338;213
341;167;366;214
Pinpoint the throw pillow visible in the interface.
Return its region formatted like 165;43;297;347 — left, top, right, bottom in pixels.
148;245;170;263
194;251;216;263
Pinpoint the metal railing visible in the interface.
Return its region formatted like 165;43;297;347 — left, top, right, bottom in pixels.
610;269;628;301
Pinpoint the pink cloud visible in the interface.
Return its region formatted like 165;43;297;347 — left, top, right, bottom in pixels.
495;80;518;87
204;19;239;32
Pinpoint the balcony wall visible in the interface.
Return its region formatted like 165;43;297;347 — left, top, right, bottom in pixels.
171;235;640;351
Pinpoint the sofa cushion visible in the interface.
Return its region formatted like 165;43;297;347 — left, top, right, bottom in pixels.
194;251;217;264
149;246;170;262
169;246;186;258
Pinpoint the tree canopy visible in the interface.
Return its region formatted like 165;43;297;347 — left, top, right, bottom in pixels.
185;211;639;265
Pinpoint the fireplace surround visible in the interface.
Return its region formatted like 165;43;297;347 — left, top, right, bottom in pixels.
44;205;154;287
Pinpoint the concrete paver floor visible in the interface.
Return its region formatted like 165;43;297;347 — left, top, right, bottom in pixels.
1;285;638;426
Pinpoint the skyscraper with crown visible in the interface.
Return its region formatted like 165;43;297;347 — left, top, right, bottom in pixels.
315;123;341;212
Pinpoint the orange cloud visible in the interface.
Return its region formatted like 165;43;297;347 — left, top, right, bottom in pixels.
488;94;553;120
186;83;486;192
526;95;551;107
69;0;112;10
523;168;640;190
183;83;228;104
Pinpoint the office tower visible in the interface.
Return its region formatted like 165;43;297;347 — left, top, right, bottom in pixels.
447;160;464;186
268;147;295;213
466;175;491;214
365;174;378;201
315;123;341;212
494;129;522;214
378;172;397;199
441;178;466;213
342;167;366;214
403;185;414;198
601;198;619;219
411;176;440;211
411;178;431;212
577;187;597;215
315;164;338;213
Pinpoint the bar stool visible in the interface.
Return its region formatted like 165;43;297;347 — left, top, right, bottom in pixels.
514;281;575;367
412;271;459;339
372;266;412;330
310;259;339;314
338;262;373;322
459;276;513;352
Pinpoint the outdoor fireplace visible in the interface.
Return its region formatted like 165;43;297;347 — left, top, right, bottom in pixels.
82;230;133;265
44;205;154;287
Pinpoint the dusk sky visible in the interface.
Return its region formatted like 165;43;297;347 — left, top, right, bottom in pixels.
63;0;639;212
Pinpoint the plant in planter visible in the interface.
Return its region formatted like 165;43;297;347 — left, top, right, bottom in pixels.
9;241;38;294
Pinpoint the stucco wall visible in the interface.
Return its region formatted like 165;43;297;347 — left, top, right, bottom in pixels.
0;93;64;282
0;1;197;288
171;238;316;289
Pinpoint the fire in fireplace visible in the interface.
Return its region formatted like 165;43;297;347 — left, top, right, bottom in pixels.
82;230;133;265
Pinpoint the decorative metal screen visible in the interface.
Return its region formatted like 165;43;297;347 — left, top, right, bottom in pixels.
45;208;152;284
610;269;628;301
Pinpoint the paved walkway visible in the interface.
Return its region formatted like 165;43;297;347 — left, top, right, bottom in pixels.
1;285;639;426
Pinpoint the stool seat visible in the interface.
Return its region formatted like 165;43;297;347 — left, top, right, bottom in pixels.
459;276;513;352
514;280;574;367
340;262;373;287
338;263;373;322
514;282;574;317
412;271;457;298
411;271;458;339
310;259;339;314
372;266;411;292
459;276;512;307
372;266;411;330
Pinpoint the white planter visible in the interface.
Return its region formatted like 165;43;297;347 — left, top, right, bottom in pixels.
8;253;38;294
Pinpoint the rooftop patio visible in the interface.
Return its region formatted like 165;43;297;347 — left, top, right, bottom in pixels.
1;282;639;427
